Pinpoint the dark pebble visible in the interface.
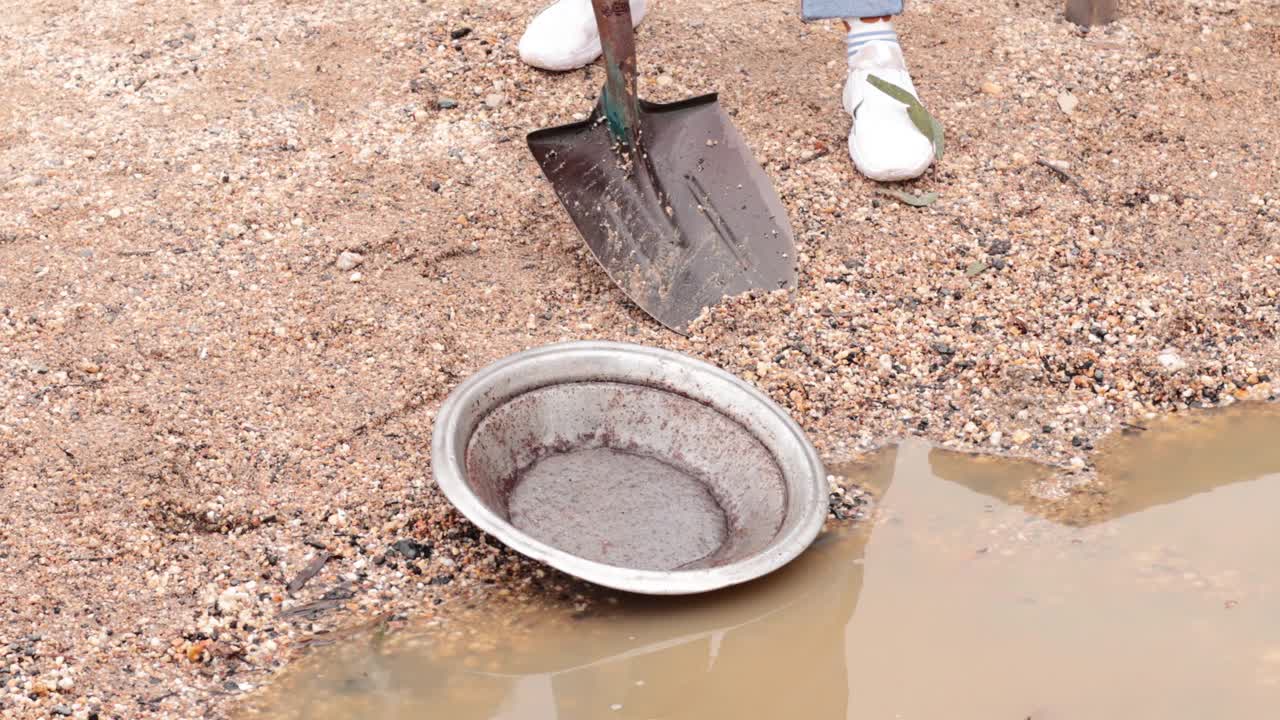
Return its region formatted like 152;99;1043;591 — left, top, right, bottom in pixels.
1071;436;1083;447
1042;425;1053;433
428;181;441;192
450;27;472;40
930;342;954;355
437;98;458;109
987;239;1012;255
428;574;454;585
389;539;432;560
991;257;1007;270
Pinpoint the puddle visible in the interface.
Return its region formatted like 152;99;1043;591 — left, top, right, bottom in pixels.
244;404;1280;719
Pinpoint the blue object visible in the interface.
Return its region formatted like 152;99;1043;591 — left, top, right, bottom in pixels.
801;0;904;21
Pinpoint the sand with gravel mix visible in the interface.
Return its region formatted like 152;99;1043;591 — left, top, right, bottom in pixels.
1;0;1278;717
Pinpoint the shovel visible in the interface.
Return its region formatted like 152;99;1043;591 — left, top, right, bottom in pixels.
527;0;796;335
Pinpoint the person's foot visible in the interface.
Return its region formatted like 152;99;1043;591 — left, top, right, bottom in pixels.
842;20;934;182
519;0;650;72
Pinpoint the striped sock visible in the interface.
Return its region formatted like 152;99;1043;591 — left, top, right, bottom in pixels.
845;20;898;63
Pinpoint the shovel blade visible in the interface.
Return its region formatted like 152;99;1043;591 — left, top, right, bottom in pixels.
529;94;796;334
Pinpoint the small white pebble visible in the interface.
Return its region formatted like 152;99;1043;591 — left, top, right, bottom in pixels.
1157;348;1187;372
336;251;364;271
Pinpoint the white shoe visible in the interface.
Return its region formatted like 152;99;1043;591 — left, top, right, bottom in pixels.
842;23;934;182
518;0;650;72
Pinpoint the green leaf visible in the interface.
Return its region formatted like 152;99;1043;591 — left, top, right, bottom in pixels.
866;74;920;108
868;74;945;162
907;104;932;140
965;260;989;277
908;105;945;162
877;188;938;207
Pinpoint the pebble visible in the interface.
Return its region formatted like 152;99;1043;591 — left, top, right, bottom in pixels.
216;584;253;615
7;173;44;187
484;93;505;109
1057;91;1079;114
980;81;1004;96
1011;429;1032;445
390;539;432;560
1069;457;1086;470
1157;349;1188;372
106;208;122;219
336;251;364;271
350;271;364;283
437;98;458;109
657;75;674;87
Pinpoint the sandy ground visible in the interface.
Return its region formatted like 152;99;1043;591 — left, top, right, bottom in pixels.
1;0;1278;717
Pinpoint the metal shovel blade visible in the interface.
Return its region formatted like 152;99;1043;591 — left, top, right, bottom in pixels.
529;96;796;335
526;0;794;335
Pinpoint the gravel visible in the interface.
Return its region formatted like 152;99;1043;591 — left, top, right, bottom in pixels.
1;0;1278;718
334;252;364;271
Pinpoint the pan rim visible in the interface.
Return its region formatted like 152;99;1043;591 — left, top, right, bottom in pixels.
431;340;826;595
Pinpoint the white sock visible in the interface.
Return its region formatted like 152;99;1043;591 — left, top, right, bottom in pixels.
845;19;900;61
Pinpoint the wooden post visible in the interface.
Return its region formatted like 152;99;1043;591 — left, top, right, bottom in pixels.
1065;0;1117;27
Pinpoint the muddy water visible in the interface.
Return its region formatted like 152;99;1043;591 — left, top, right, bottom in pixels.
246;404;1280;719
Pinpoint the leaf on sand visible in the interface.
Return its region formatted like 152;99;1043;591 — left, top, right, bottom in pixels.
868;74;945;162
965;260;989;277
878;188;938;207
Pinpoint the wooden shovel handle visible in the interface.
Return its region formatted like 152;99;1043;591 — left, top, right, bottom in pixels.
591;0;641;145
